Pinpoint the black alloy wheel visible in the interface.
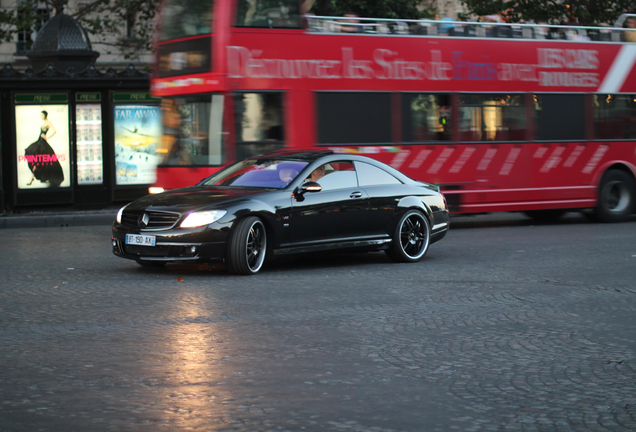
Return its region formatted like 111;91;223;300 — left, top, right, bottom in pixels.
226;216;267;275
386;209;431;263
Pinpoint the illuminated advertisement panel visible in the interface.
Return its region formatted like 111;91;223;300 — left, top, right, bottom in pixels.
15;94;71;189
76;93;104;185
113;94;162;186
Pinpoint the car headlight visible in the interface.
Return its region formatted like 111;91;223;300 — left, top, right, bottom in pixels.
116;204;129;224
180;210;227;228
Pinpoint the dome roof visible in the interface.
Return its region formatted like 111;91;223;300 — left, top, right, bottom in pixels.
31;13;93;52
27;12;99;72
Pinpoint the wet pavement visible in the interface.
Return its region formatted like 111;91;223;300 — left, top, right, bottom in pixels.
1;215;635;431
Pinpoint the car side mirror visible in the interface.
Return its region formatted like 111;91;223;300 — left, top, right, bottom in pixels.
294;182;322;201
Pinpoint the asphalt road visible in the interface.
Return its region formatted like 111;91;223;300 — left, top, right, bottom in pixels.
1;212;635;431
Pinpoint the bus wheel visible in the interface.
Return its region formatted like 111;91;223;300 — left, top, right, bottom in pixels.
386;210;431;263
226;216;267;275
591;169;635;223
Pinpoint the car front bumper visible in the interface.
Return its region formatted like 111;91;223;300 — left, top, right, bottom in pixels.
111;224;229;264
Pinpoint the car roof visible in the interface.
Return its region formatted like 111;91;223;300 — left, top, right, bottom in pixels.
255;149;334;161
254;149;418;185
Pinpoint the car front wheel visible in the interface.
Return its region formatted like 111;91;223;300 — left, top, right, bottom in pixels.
386;209;431;263
226;216;267;275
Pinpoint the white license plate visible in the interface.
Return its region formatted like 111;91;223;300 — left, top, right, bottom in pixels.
126;234;156;246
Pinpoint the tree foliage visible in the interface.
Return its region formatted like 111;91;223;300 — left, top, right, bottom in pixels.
459;0;636;26
0;0;156;58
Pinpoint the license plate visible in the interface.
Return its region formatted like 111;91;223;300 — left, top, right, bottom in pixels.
125;234;156;246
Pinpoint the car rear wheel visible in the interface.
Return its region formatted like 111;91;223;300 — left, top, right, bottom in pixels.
589;169;635;223
226;216;267;275
386;209;431;263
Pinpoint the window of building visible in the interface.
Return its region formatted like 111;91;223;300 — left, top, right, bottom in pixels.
233;92;285;160
459;94;526;141
402;93;451;143
317;92;392;145
534;94;586;141
15;3;51;55
159;94;224;166
235;0;300;28
593;94;636;140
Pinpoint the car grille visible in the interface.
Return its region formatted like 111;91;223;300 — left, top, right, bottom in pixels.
121;210;181;231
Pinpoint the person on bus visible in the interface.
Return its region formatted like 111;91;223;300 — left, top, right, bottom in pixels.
625;17;636;42
340;12;361;33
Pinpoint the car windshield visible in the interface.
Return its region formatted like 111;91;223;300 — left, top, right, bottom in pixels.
203;159;308;188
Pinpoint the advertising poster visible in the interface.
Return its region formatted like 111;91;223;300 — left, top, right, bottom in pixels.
114;104;163;185
16;103;71;189
76;103;103;185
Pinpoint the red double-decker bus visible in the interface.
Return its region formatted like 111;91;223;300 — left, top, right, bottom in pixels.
151;0;636;222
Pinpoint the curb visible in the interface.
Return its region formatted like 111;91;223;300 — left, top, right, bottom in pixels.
0;212;116;229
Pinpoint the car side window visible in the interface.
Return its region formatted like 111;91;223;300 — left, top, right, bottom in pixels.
354;161;402;186
306;162;358;191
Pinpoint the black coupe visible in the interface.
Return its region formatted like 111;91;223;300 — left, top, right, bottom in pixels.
112;150;449;274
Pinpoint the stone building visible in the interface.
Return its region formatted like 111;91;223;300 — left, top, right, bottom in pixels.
0;8;153;213
0;0;151;71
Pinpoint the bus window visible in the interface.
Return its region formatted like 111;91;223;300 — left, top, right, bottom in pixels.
317;92;392;145
594;94;636;140
233;92;285;160
402;93;451;143
235;0;301;28
459;94;526;142
159;95;224;166
161;0;214;40
534;94;585;141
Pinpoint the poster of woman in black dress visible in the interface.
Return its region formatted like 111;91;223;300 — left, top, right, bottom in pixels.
24;111;64;186
16;105;70;189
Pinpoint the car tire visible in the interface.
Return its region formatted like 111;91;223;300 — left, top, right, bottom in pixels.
226;216;267;275
589;169;635;223
386;209;431;263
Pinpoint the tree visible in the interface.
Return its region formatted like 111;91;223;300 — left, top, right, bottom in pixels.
458;0;636;26
0;0;156;59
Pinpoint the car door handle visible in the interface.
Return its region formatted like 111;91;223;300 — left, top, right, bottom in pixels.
350;191;363;199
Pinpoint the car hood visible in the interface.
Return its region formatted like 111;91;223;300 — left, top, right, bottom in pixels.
126;187;273;213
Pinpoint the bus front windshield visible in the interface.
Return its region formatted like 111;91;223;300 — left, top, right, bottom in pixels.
160;0;214;41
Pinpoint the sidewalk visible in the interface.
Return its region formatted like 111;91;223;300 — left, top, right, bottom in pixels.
0;206;118;229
